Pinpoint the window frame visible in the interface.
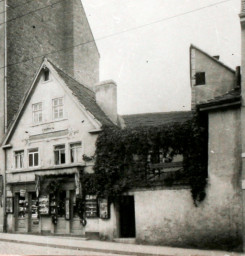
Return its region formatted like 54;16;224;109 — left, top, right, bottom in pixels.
14;150;24;169
54;144;66;165
32;102;43;124
70;142;82;163
28;148;39;168
52;97;64;120
195;72;206;86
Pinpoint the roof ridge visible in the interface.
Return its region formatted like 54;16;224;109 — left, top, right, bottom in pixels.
47;59;95;96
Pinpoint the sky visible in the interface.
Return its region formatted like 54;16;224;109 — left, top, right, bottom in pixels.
82;0;241;115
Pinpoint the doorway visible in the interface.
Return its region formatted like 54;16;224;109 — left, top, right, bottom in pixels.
119;196;136;238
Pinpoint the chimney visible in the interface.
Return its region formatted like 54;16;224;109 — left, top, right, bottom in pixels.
235;66;241;87
95;80;118;124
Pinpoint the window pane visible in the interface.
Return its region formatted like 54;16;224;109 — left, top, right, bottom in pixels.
54;151;59;165
29;154;33;167
34;153;38;166
29;148;38;153
61;152;66;164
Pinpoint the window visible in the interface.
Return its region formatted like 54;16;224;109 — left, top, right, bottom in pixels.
195;72;206;85
54;145;66;165
70;143;82;163
28;148;39;167
32;102;42;124
14;150;24;169
44;68;50;81
52;98;63;120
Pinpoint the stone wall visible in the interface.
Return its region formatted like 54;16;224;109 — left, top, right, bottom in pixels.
6;0;99;126
133;107;242;251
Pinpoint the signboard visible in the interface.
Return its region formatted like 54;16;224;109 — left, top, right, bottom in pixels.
6;197;13;213
85;195;98;218
20;189;26;197
38;195;49;215
65;198;70;220
99;198;110;219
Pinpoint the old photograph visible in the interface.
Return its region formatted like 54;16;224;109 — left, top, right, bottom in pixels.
0;0;243;255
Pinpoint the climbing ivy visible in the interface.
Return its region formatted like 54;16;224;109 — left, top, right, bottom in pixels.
81;112;208;206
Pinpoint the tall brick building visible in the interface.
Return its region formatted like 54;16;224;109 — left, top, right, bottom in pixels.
0;0;99;138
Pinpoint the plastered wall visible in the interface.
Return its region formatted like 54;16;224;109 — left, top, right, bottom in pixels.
133;108;242;251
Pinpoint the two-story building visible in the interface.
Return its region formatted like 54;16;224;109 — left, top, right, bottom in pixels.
1;59;119;236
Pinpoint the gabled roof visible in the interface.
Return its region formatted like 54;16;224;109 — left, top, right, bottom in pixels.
122;111;193;128
50;62;113;126
197;87;241;111
190;44;235;73
2;59;113;145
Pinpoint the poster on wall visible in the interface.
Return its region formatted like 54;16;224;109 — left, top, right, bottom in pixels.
38;195;49;215
98;198;110;219
85;195;98;218
65;198;70;220
6;197;13;213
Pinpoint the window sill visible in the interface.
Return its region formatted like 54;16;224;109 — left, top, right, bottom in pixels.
31;118;68;127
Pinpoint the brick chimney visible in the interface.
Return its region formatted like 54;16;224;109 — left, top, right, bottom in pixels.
95;80;118;124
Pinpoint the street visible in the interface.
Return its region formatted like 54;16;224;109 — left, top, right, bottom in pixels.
0;241;131;256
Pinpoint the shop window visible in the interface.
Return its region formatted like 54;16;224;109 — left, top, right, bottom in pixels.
28;148;39;167
32;102;42;124
14;150;24;169
52;97;63;120
70;142;82;163
195;72;206;85
54;145;66;165
18;195;28;218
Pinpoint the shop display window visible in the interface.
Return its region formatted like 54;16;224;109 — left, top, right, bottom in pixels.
18;195;28;218
38;195;50;215
31;194;39;219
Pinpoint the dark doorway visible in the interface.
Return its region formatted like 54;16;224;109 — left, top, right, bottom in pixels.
119;196;136;238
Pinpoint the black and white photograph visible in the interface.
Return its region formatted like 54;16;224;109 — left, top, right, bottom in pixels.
0;0;244;255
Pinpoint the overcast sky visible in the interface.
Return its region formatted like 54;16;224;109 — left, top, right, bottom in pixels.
82;0;241;115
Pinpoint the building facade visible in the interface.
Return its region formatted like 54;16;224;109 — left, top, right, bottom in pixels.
1;59;118;236
0;0;244;252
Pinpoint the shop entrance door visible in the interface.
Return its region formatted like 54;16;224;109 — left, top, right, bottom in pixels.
119;196;136;238
15;193;28;233
29;192;40;233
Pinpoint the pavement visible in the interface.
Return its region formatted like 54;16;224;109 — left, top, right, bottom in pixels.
0;233;244;256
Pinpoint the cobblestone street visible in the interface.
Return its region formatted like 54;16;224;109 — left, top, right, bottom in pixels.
0;241;129;255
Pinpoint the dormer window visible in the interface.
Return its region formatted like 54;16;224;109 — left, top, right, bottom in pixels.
195;72;206;86
43;68;50;81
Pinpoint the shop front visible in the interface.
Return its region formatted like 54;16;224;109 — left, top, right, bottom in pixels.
6;171;114;237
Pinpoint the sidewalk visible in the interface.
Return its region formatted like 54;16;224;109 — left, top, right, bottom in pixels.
0;233;243;256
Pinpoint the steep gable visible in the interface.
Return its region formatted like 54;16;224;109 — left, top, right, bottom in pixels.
2;59;112;146
190;45;236;109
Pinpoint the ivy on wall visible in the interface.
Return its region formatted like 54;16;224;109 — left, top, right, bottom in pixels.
81;112;208;206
